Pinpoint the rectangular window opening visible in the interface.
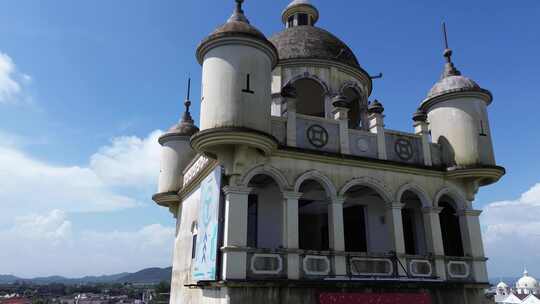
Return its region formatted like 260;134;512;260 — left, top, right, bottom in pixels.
191;234;197;260
298;13;309;26
247;194;258;248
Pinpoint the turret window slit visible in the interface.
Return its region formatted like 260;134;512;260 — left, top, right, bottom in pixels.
242;73;255;94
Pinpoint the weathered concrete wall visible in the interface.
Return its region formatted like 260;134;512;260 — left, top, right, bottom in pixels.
220;285;484;304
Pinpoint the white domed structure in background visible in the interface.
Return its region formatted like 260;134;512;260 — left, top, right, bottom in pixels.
516;270;539;294
495;270;540;303
498;281;509;289
496;281;510;297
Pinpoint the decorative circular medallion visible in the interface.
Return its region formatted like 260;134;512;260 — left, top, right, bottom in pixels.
356;138;369;152
306;124;329;148
394;138;414;161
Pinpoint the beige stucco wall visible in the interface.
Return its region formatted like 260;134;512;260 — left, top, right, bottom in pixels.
427;97;495;168
200;43;273;133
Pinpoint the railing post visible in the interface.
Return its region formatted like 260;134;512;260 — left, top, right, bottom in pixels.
282;191;302;279
221;186;252;280
422;206;446;280
329;196;347;276
458;209;488;282
385;202;407;276
413;110;433;166
368;100;387;160
332;95;351;155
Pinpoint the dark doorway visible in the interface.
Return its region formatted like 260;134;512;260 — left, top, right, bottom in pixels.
293;79;326;118
299;199;329;251
439;200;464;257
246;174;284;250
400;190;427;255
343;205;367;252
402;208;417;255
247;194;258;248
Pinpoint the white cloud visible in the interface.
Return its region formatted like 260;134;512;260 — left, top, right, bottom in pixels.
0;130;163;222
0;52;29;104
90;130;162;189
0;210;174;278
482;183;540;276
0;130;172;278
12;210;72;240
0;145;138;216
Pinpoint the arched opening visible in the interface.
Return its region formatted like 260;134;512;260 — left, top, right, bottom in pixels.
438;195;464;257
298;179;329;251
343;185;390;253
246;174;284;249
293;78;326;118
343;87;367;130
400;190;427;255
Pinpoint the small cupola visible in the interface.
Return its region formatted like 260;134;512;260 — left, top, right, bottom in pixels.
282;0;319;28
422;22;492;106
156;79;199;195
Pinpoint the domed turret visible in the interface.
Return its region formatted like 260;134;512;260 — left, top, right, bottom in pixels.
516;269;538;291
192;0;279;156
282;0;319;27
419;23;495;169
271;0;363;71
156;80;199;194
269;0;372;127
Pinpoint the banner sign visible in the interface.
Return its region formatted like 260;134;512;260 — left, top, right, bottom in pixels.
192;166;222;282
319;293;432;304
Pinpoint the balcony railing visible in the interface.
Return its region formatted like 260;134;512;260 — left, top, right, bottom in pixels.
445;257;472;281
241;249;474;282
347;253;395;277
246;249;287;279
404;255;434;278
301;253;333;277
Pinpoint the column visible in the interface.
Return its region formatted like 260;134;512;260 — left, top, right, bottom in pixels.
221;186;251;280
422;206;446;280
386;202;407;276
369;108;387;160
458;209;488;282
283;85;298;147
329;196;347;276
413;111;433;166
282;191;302;279
333;106;351;155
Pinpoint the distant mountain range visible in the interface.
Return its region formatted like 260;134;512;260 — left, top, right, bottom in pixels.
0;269;518;286
0;267;172;285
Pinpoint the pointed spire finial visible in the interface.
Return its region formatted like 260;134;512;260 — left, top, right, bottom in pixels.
182;78;194;124
440;22;461;78
442;22;452;63
236;0;244;12
165;77;199;136
228;0;250;23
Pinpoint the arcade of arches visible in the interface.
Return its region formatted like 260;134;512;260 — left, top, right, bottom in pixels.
244;173;468;259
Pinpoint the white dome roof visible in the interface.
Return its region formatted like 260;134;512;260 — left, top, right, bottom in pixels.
287;0;313;8
497;281;509;289
517;270;538;289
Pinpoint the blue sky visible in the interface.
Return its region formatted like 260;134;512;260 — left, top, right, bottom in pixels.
0;0;538;278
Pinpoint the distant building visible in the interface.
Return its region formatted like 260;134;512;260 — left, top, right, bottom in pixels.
153;0;505;303
0;297;31;304
495;270;540;303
